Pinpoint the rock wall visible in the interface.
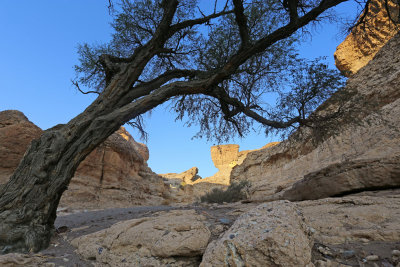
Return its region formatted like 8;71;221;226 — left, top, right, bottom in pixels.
0;111;168;210
0;110;42;184
231;32;400;201
334;0;399;76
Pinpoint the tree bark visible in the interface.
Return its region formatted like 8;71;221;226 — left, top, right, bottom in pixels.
0;96;125;253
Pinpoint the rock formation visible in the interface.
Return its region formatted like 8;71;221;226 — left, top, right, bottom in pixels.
334;0;399;76
71;209;211;266
231;32;400;201
200;201;314;266
160;166;201;186
60;126;168;209
0;111;168;209
0;110;42;184
198;142;279;185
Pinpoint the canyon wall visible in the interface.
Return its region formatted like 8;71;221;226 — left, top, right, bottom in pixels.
231;32;400;201
334;0;399;76
0;111;168;210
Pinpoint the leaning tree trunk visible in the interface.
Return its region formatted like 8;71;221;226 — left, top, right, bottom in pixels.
0;1;182;253
0;99;123;253
0;63;183;254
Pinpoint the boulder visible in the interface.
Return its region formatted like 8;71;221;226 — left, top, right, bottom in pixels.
200;201;314;267
298;195;400;245
71;209;211;266
231;32;400;201
334;0;399;76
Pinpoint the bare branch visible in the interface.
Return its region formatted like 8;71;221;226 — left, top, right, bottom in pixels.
232;0;251;47
169;9;234;36
72;80;100;95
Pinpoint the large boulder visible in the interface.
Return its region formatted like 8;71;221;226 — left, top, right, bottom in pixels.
231;32;400;201
200;201;314;267
334;0;399;76
0;112;168;209
71;209;211;266
298;195;400;245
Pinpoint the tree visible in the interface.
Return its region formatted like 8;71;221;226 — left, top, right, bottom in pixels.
0;0;388;253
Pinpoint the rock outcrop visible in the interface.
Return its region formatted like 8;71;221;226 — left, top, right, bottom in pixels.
200;201;314;267
231;32;400;201
298;195;400;245
160;166;201;186
60;127;168;209
199;142;279;185
334;0;399;76
0;112;168;209
71;209;211;266
0;110;42;184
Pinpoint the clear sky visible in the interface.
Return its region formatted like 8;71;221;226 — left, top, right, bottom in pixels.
0;0;359;177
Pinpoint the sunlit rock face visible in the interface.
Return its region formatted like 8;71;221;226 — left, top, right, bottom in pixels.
334;0;399;76
61;126;168;209
197;142;279;186
231;32;400;201
0;113;167;209
0;110;42;184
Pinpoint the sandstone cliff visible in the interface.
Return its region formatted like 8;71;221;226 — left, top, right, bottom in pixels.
0;110;42;184
195;142;279;186
0;111;168;210
334;0;399;76
231;32;400;201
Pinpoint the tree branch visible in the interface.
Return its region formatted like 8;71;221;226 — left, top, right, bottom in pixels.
168;10;234;36
287;0;299;22
72;80;100;95
208;86;301;128
232;0;251;47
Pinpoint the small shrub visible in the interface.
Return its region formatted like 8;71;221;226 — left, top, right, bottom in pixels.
200;180;251;204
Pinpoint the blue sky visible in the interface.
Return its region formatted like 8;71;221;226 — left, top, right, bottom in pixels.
0;1;359;177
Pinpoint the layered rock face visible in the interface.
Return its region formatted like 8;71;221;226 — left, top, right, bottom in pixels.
0;112;167;209
334;0;399;76
0;110;42;184
231;32;400;201
60;127;167;209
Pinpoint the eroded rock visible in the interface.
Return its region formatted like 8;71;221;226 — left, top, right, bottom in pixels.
231;32;400;201
334;0;399;76
298;196;400;244
0;112;168;209
71;209;211;266
0;110;42;184
200;201;314;267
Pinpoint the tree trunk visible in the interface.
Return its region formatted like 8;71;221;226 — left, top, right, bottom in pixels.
0;112;119;253
0;70;139;253
0;67;184;253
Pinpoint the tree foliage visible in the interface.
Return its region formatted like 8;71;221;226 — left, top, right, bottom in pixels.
74;0;347;143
